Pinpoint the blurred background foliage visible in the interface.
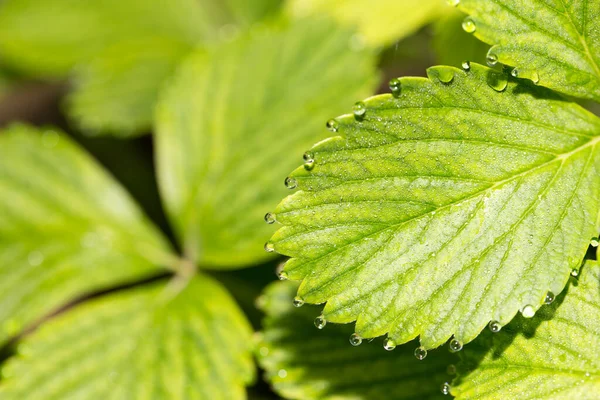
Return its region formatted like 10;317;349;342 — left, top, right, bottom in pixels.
0;0;505;399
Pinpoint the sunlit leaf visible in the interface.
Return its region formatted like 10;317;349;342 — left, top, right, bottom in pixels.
0;274;255;399
270;63;600;349
456;0;600;101
452;261;600;399
285;0;444;48
0;124;174;345
257;280;457;399
155;17;378;268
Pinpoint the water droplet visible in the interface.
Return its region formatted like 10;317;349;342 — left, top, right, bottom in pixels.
486;52;498;66
461;60;471;71
441;382;451;395
521;305;535;318
389;78;402;97
277;270;288;281
353;101;366;120
293;296;304;307
264;212;276;224
462;17;476;33
314;315;327;329
590;237;599;247
414;346;428;360
446;0;459;6
438;69;454;84
383;337;396;351
447;364;457;375
487;72;508;92
488;320;502;333
278;369;288;379
449;338;463;352
42;130;60;148
27;251;44;266
571;268;579;277
264;242;274;253
303;152;314;163
545;292;555;304
349;333;362;346
511;68;519;78
304;160;314;171
326;119;339;132
531;71;540;84
284;176;297;189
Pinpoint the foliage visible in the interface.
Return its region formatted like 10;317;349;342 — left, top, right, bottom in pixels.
0;0;598;399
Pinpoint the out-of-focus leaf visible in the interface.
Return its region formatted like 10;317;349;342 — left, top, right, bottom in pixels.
269;63;600;350
66;37;191;137
155;17;379;269
0;0;283;136
285;0;445;48
0;124;174;345
431;9;488;67
257;280;457;399
457;0;600;101
0;0;204;78
0;274;255;399
452;261;600;399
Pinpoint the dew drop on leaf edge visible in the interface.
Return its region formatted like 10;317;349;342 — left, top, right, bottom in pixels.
292;296;304;308
461;60;471;71
449;338;463;352
462;17;476;33
414;346;427;360
383;337;396;351
349;333;362;346
545;292;555;305
591;237;599;247
486;52;498;67
326;119;339;132
284;176;297;189
314;315;326;329
264;242;274;253
389;78;401;97
264;212;275;224
353;101;366;120
488;320;502;333
521;305;535;318
437;69;454;84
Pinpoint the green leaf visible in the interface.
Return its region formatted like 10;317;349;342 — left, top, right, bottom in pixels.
270;63;600;350
452;261;600;399
155;17;378;269
432;9;489;67
0;0;283;136
285;0;444;48
66;37;192;137
0;274;255;399
0;0;205;78
456;0;600;101
0;124;174;345
257;280;457;399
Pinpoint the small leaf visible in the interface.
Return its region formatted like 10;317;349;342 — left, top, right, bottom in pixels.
271;64;600;349
285;0;444;48
257;281;457;399
457;0;600;101
452;261;600;399
0;124;174;345
155;17;378;268
0;274;255;399
66;37;191;137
